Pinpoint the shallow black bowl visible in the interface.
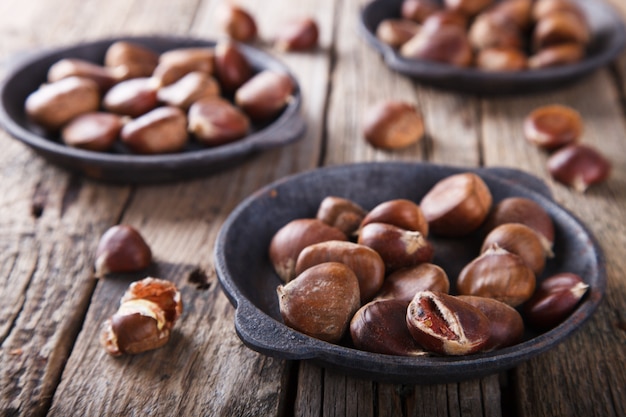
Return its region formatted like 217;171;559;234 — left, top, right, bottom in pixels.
214;162;605;384
0;36;305;183
359;0;626;95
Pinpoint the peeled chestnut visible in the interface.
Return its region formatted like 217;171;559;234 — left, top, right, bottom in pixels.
153;47;215;87
357;222;433;273
524;104;583;149
547;144;611;192
25;76;100;131
269;218;347;282
362;101;424;150
475;47;527;71
157;71;220;110
350;299;427;356
523;272;589;329
95;224;152;277
102;77;159;118
235;70;294;121
277;262;360;343
120;106;188;154
188;97;250;146
457;244;536;307
104;41;159;80
217;3;258;42
295;240;385;303
401;0;441;23
400;24;473;67
47;58;117;92
485;197;555;255
406;291;490;355
375;263;449;303
214;40;254;93
420;172;492;237
61;112;123;152
275;17;319;51
120;277;183;326
376;19;421;49
316;196;367;237
481;223;547;275
360;199;428;236
457;295;524;350
527;43;584;69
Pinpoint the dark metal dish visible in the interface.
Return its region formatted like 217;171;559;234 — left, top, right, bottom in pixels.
214;162;605;384
0;36;305;183
359;0;626;95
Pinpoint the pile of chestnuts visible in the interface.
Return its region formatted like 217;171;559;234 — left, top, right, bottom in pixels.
376;0;591;71
270;172;589;356
24;39;294;154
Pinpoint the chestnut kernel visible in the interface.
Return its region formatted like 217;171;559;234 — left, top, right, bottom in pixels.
120;106;188;154
269;218;348;282
275;17;319;51
351;299;427;356
523;104;583;150
547;144;611;192
217;3;258;42
457;244;536;307
316;196;367;237
481;223;547;276
95;224;152;277
406;291;490;355
357;222;434;273
376;19;421;49
420;172;493;237
188;97;250;146
524;273;589;329
61;112;123;152
457;295;524;350
360;198;428;237
295;240;385;303
375;263;450;303
362;101;424;150
277;262;360;343
235;70;294;121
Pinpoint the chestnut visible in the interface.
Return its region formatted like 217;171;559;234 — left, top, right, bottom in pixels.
277;262;360;343
360;198;428;236
532;10;590;51
104;41;159;80
94;224;152;277
457;295;524;350
235;70;294;121
468;12;525;51
214;40;254;93
400;24;473;67
527;43;584;69
475;47;527;72
350;299;427;356
485;197;555;255
457;244;536;307
444;0;494;17
295;240;385;303
153;47;215;87
357;222;433;273
406;291;490;355
61;112;123;152
120;106;188;154
217;3;258;43
532;0;586;22
401;0;441;23
188;97;250;146
102;77;159;118
375;263;449;303
547;144;611;192
157;71;220;110
481;223;547;276
420;172;492;237
523;104;583;150
269;218;347;282
47;58;117;92
121;277;183;325
376;19;421;49
523;272;589;329
488;0;533;30
420;10;468;32
25;76;100;131
316;196;367;237
362;100;424;150
275;17;319;51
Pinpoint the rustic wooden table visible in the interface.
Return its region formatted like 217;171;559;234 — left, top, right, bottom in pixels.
1;0;625;416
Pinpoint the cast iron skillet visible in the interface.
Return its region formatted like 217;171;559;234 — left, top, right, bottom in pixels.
214;162;605;384
359;0;626;95
0;36;306;183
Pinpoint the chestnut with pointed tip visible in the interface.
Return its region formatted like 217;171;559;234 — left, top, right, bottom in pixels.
277;262;360;343
157;71;220;110
360;198;428;236
351;299;427;356
527;42;584;69
235;70;294;121
102;77;159;118
375;263;449;303
401;0;441;23
362;101;424;150
217;3;258;42
406;291;490;355
316;196;367;237
400;24;473;67
188;97;250;146
532;10;589;50
547;144;611;192
153;47;215;87
481;223;547;276
95;225;152;277
444;0;494;17
61;112;123;152
47;58;118;92
214;40;254;93
275;17;319;51
468;12;525;51
121;106;188;154
104;41;159;80
376;19;421;49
